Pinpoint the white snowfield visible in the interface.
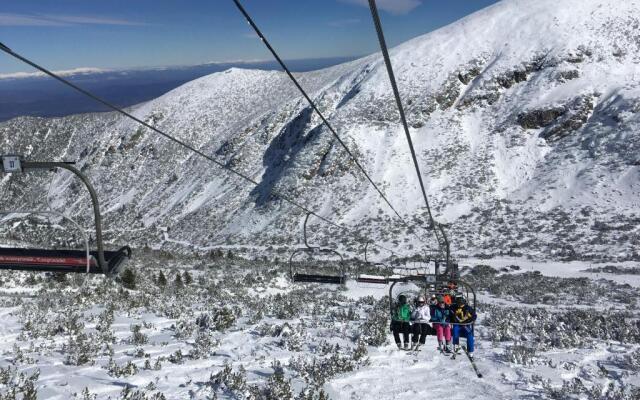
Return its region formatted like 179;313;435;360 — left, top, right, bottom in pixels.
0;255;637;399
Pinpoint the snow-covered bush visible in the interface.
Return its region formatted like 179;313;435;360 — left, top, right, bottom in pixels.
195;307;236;332
465;265;638;306
503;343;538;366
119;268;137;290
63;331;98;366
106;358;139;378
617;348;640;372
356;296;389;346
189;330;218;359
117;386;167;400
542;378;639;400
288;342;368;386
0;366;39;399
208;363;250;396
129;324;148;345
483;304;640;349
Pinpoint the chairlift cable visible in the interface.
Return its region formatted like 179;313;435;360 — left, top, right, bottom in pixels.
0;42;398;255
232;0;425;245
365;0;445;254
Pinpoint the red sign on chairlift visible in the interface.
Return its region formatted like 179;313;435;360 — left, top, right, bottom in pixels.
0;254;95;267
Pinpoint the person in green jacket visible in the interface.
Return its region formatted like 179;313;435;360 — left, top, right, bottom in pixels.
390;294;412;349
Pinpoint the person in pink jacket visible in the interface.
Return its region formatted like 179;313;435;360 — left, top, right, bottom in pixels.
429;295;453;353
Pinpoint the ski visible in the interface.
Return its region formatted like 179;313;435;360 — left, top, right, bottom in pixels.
406;345;422;356
462;345;483;378
437;347;453;358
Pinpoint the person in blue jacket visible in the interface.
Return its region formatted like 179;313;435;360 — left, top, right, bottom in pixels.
451;296;477;359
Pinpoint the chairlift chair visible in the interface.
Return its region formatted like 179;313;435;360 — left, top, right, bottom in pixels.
355;241;395;285
388;275;477;319
0;156;132;275
392;257;430;278
288;213;347;284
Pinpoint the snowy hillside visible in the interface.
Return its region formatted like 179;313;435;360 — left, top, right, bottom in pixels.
1;0;640;260
1;0;640;399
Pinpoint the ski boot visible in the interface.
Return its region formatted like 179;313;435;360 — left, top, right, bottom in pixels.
404;342;410;350
396;343;403;350
444;341;453;354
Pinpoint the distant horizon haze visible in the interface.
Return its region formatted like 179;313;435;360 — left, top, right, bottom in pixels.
0;55;359;122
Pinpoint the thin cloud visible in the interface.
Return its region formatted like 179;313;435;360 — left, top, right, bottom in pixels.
328;18;361;27
0;67;109;80
338;0;422;15
0;13;148;27
0;13;69;26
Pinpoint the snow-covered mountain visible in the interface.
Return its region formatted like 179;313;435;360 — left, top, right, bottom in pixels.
1;0;639;261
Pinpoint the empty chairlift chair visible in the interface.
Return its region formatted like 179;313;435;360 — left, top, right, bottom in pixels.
288;213;347;284
0;211;130;274
355;241;394;284
0;155;132;275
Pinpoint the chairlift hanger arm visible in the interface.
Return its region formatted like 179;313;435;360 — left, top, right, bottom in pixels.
20;161;108;274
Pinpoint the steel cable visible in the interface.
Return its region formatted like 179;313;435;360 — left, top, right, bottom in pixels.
232;0;426;245
366;0;445;256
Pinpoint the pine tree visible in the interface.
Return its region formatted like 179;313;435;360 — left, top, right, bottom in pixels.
156;271;167;287
174;273;183;289
183;271;193;285
120;268;136;290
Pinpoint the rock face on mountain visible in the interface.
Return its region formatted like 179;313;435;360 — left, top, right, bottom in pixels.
1;0;639;261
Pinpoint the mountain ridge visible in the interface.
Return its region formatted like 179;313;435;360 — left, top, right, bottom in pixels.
1;0;639;261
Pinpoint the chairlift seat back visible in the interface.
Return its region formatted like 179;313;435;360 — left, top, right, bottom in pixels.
292;273;345;285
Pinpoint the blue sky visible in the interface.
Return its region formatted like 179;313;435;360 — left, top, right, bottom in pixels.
0;0;500;75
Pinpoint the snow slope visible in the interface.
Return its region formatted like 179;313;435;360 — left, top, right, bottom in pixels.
0;255;638;399
1;0;639;261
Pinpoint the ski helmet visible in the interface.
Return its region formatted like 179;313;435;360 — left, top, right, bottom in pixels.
436;295;445;303
398;294;407;304
417;296;426;303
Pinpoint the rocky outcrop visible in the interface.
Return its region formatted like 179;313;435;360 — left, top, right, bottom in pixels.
517;95;596;141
